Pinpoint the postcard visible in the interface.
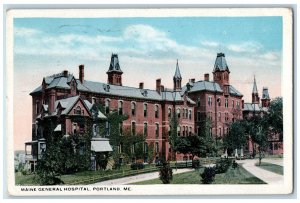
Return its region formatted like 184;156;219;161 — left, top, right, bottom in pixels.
5;8;293;196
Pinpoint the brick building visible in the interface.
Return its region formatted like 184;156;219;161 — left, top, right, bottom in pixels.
25;52;249;171
243;77;283;156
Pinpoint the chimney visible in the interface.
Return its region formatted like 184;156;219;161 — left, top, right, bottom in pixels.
242;100;244;109
190;78;195;83
160;85;165;92
79;64;84;83
156;79;161;92
92;97;96;105
63;70;68;77
49;89;56;114
204;73;209;81
139;82;144;89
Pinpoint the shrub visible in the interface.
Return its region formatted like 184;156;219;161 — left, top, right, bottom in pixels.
232;160;239;169
201;167;216;184
215;158;231;174
192;160;200;169
130;162;145;170
159;162;173;184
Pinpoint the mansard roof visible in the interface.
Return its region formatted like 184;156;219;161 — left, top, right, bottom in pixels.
213;53;229;72
262;87;270;100
243;103;262;112
107;53;123;73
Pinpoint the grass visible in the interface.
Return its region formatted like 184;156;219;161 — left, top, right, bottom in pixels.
256;162;283;175
132;165;266;185
15;164;158;186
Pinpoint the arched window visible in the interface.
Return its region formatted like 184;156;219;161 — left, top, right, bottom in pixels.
197;97;201;107
118;101;123;115
183;126;186;136
144;122;148;136
188;109;192;120
168;107;172;118
131;102;136;116
185;109;188;119
218;112;221;122
155;123;159;138
75;106;81;115
105;99;110;114
119;122;123;136
177;126;181;136
189;127;192;136
131;121;136;135
155;105;159;118
143;103;148;117
177;108;181;118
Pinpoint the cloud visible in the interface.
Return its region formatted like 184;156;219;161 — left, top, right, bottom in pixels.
14;27;41;37
227;42;263;53
201;40;219;47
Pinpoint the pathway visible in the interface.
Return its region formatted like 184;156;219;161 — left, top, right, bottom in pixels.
90;168;194;185
237;159;283;185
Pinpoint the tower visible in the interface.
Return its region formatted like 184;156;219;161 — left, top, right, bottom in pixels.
173;59;182;91
107;53;123;86
252;76;260;104
213;53;230;94
261;87;271;107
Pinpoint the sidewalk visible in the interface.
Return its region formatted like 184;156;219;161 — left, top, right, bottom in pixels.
90;168;194;185
237;159;283;185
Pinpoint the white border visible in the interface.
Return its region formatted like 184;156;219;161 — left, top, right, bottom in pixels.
5;8;293;196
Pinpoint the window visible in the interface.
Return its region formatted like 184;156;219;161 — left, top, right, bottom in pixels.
237;101;240;109
119;122;123;136
225;113;229;122
185;109;188;119
188;109;192;120
75;106;81;115
185;126;188;137
144;122;148;136
189;127;192;136
144;142;148;153
143;103;148;117
155;105;159;118
131;121;136;135
168;107;172;118
177;126;181;136
105;122;110;136
36;100;40;114
155;123;159;138
218;112;221;122
105;99;110;114
72;123;77;134
219;128;222;137
177;108;181;118
197;97;201;107
183;126;186;136
118;101;123;115
225;98;228;108
168;125;171;137
197;111;201;121
218;97;221;106
182;108;186;118
131;102;136;116
232;100;235;108
155;142;159;153
208;96;213;106
197;126;200;136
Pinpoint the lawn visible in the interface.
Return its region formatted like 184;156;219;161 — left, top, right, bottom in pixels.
256;162;283;175
132;165;266;185
15;164;158;185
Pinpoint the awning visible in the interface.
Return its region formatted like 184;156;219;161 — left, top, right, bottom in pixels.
54;124;61;132
91;140;113;152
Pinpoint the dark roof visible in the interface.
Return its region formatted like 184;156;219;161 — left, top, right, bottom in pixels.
262;87;270;100
252;76;258;94
107;53;122;73
213;53;229;72
173;60;182;79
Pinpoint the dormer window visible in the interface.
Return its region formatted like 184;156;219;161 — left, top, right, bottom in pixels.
103;84;110;92
75;106;81;115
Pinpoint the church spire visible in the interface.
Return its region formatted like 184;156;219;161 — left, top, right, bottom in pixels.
252;75;258;94
173;59;182;91
252;75;260;104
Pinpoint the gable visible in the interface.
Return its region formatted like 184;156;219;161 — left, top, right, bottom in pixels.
67;98;92;117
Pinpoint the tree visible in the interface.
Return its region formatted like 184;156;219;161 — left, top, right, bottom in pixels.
265;97;283;141
169;113;179;160
223;120;248;155
159;162;173;184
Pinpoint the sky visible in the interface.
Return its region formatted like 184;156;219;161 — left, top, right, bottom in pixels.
13;17;282;150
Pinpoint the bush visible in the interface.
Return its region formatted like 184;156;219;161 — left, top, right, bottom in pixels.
215;158;231;174
192;160;200;169
232;160;239;169
159;162;173;184
130;162;145;170
201;167;216;184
